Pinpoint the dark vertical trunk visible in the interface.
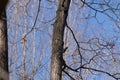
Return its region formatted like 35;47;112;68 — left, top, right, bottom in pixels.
50;0;71;80
0;0;9;80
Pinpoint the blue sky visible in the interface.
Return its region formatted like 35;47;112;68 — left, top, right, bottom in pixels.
7;0;120;80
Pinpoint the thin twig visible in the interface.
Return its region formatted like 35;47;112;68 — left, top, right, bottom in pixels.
22;0;41;39
63;70;76;80
65;22;83;76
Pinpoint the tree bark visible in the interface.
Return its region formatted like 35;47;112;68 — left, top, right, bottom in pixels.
50;0;71;80
0;0;9;80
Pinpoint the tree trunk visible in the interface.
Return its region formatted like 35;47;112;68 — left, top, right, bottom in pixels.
50;0;71;80
0;0;9;80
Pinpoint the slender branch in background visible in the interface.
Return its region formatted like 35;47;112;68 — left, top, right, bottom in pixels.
22;1;28;79
32;24;36;79
22;36;27;80
21;0;41;40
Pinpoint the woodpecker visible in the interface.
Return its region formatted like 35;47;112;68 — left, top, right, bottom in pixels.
62;47;68;53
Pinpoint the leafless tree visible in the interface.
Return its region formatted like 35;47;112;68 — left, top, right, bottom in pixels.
8;0;45;79
50;0;120;80
6;0;120;80
0;0;9;80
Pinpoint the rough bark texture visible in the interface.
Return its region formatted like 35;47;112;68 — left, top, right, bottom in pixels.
50;0;71;80
0;0;9;80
